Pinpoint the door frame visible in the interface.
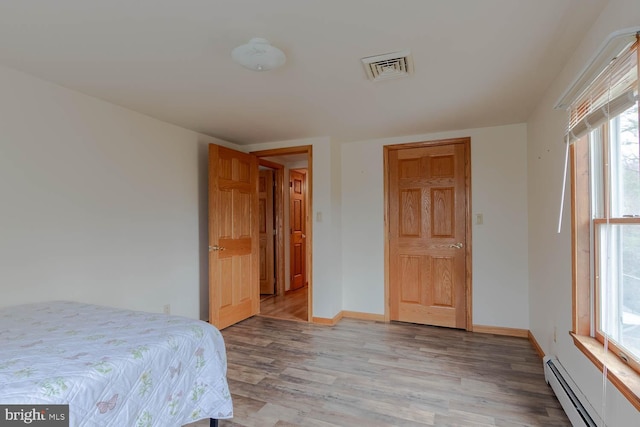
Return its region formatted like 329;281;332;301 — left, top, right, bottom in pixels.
383;137;472;330
251;145;313;322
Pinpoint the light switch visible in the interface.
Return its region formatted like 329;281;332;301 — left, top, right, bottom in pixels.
316;211;323;222
476;213;483;225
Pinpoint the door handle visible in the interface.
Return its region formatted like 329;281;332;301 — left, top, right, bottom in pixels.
209;245;226;252
449;242;463;249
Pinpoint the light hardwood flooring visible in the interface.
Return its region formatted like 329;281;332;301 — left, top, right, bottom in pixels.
259;286;308;322
188;316;569;427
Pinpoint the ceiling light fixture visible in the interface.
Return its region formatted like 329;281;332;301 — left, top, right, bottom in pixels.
231;38;286;72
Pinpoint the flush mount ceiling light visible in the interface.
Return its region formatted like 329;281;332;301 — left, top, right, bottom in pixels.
231;37;286;71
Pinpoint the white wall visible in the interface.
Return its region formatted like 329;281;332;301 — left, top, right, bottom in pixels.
0;62;343;321
245;137;342;319
0;65;240;320
341;124;530;328
527;0;640;424
330;138;343;317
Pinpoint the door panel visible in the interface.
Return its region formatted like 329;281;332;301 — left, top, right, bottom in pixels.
289;169;306;291
388;142;469;329
209;144;259;329
259;169;275;294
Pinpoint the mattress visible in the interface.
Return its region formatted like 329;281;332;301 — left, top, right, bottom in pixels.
0;301;233;426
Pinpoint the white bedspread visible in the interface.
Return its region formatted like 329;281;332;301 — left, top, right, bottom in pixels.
0;301;233;426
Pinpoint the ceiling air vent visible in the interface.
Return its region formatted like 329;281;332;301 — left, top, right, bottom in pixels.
361;50;414;81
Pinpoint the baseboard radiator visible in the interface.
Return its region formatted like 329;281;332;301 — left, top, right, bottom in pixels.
543;356;601;426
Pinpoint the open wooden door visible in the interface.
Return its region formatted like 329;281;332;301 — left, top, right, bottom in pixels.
289;169;307;291
387;139;470;329
209;144;259;329
259;169;275;295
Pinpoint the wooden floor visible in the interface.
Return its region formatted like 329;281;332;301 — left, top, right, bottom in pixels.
259;286;308;322
189;316;569;427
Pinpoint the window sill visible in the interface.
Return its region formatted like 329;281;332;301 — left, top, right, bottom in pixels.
571;333;640;411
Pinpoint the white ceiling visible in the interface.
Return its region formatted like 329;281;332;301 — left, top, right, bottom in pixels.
0;0;607;145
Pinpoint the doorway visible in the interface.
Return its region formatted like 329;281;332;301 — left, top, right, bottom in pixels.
251;146;312;322
384;138;472;330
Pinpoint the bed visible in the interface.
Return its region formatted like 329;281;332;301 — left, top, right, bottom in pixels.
0;301;233;427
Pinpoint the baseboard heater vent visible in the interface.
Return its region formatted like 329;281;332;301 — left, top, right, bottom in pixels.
543;356;601;426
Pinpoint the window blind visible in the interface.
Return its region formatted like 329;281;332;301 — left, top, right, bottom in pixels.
558;33;639;233
567;39;638;141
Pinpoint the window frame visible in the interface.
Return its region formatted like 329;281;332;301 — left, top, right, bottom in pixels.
571;120;640;411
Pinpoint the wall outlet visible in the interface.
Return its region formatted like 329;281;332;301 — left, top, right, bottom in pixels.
163;304;171;315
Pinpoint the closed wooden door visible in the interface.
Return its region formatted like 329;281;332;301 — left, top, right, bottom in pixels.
259;169;275;295
289;169;307;291
387;139;470;329
209;144;259;329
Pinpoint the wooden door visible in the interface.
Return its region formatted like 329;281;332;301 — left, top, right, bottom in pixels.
289;169;307;291
388;140;470;329
259;169;275;295
209;144;259;329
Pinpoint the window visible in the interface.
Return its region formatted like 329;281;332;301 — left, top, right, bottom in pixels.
570;35;640;409
592;103;640;368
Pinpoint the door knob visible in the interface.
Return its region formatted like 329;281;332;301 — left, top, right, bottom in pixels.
209;245;226;252
449;242;463;249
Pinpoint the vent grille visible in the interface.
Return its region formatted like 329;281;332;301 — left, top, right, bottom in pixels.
361;50;414;81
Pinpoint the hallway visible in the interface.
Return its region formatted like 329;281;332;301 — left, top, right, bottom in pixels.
259;286;308;322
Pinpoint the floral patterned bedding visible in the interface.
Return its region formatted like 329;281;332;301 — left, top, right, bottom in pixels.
0;301;233;426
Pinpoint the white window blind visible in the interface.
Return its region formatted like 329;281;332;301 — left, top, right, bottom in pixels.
567;38;638;141
558;32;639;233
